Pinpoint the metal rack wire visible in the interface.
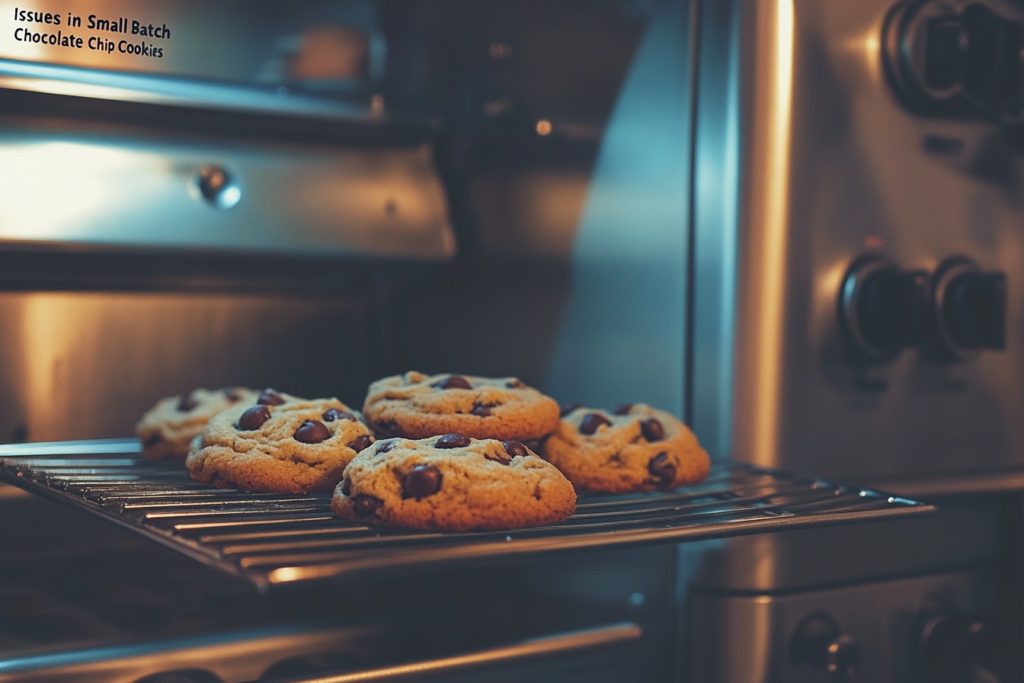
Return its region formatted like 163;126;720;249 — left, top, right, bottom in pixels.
0;439;934;591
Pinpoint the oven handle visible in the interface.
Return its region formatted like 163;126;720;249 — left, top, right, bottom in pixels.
262;621;643;683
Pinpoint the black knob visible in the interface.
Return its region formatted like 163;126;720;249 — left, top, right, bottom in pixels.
960;4;1024;115
839;255;929;361
791;613;861;678
915;612;995;683
883;1;1024;123
932;257;1006;358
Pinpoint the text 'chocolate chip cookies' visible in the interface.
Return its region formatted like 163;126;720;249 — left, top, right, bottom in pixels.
362;371;560;441
186;398;374;494
332;435;576;531
541;403;710;493
135;387;259;459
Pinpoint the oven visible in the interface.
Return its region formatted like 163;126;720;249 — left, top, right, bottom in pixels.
0;0;1020;681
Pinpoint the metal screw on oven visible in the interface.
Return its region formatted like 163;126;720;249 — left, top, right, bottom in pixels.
195;166;241;209
791;612;861;678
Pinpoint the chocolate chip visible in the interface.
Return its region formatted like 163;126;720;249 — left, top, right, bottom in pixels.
613;404;633;415
376;440;396;454
471;404;493;417
648;452;676;489
348;434;374;452
341;478;351;496
486;450;511;465
506;378;525;388
237;405;270;430
560;402;582;417
432;375;472;390
503;440;529;458
435;433;471;449
403;464;442;499
579;412;611;435
294;420;331;444
374;419;399;436
640;418;665;442
223;389;242;402
322;408;355;422
177;393;198;412
352;495;383;517
257;388;285;406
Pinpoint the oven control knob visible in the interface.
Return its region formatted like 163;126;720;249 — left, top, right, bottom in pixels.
791;613;861;678
915;612;995;683
839;255;929;361
932;257;1006;358
883;1;1024;123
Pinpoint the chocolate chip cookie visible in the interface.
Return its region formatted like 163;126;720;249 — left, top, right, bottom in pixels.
541;404;709;493
332;433;576;531
135;387;259;459
186;398;374;493
362;372;560;442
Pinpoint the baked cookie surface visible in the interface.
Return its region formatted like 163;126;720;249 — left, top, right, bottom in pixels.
362;372;559;441
135;387;258;459
331;434;576;531
186;398;373;493
541;404;710;493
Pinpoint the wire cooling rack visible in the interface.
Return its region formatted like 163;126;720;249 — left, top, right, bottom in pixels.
0;439;934;591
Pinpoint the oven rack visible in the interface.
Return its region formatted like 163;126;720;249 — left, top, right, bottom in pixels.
0;439;935;591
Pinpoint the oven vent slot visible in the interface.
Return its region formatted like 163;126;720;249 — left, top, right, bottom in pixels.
0;439;934;591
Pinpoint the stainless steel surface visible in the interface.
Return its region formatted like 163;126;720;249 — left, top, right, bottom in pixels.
0;291;377;443
686;496;1002;593
0;0;385;88
259;622;641;683
0;121;455;257
690;0;1024;481
864;467;1024;498
0;438;932;589
544;0;693;417
0;624;383;683
688;570;989;683
0;59;375;119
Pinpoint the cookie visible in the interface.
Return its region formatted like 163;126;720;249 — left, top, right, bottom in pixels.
331;434;576;531
540;403;710;493
362;372;560;442
186;398;374;493
135;387;259;459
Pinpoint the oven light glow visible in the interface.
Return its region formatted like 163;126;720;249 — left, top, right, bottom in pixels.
0;140;160;240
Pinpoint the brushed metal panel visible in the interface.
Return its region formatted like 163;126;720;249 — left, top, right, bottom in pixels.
0;125;455;258
544;0;693;416
0;291;372;443
697;0;1024;480
688;570;988;683
688;497;1001;593
0;0;383;86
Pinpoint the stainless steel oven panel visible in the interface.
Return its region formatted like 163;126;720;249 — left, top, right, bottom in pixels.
0;291;376;443
687;496;1001;593
693;0;1024;480
0;0;385;89
0;622;643;683
0;124;454;258
688;570;988;683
